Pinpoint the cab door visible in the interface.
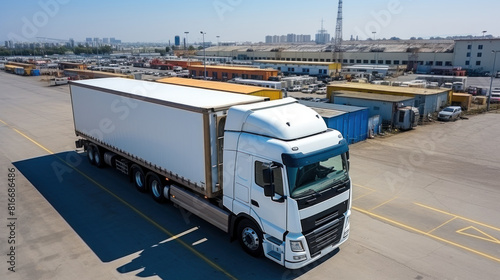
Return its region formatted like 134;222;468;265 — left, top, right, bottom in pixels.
250;157;287;237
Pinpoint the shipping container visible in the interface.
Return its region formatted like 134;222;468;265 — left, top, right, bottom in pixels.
299;101;369;144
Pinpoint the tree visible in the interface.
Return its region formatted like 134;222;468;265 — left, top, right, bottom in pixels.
165;46;170;53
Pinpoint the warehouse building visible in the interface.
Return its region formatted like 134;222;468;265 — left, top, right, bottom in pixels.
330;91;415;125
157;77;282;100
186;65;278;81
199;40;455;72
327;83;450;117
253;60;341;78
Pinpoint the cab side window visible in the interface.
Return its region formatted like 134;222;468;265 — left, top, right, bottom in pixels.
255;161;284;196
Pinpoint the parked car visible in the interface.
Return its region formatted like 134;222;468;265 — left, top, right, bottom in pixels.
438;106;462;121
316;88;327;95
490;92;500;103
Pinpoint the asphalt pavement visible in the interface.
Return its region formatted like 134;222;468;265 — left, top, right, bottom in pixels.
0;72;499;280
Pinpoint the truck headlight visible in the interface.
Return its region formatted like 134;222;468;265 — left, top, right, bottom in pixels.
290;240;305;252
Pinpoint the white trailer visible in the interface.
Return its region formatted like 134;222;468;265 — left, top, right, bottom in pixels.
70;78;352;269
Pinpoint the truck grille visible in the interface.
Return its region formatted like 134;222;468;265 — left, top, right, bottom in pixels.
301;200;348;258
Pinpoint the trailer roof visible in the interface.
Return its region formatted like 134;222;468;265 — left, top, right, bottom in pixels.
157;77;279;94
70;78;267;113
327;83;450;96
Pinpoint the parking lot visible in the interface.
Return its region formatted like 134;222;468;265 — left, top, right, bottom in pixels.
1;72;500;279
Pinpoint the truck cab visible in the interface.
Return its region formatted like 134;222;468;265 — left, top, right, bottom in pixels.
222;98;351;268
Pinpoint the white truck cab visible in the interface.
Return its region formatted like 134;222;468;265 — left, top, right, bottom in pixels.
223;98;351;268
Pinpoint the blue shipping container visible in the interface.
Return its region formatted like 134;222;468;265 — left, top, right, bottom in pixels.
31;69;40;76
299;101;369;144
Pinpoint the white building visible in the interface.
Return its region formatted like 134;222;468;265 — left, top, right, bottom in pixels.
453;38;500;75
254;60;339;77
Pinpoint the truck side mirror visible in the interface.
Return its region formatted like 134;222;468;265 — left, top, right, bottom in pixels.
262;164;275;197
264;183;275;197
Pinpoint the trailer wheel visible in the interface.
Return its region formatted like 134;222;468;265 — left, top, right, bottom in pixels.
87;145;96;165
131;165;146;193
237;219;263;257
92;145;105;168
147;172;165;203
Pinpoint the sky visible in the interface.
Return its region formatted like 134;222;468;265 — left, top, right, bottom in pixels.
2;0;500;45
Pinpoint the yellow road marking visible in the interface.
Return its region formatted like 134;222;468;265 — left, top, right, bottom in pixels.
0;119;55;154
353;206;500;264
369;196;398;211
353;183;376;191
352;189;376;201
427;217;457;234
1;119;237;280
457;226;500;244
415;203;500;232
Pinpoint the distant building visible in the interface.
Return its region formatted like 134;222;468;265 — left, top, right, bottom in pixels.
315;29;330;44
265;34;311;43
102;38;109;44
315;20;330;44
174;36;180;46
453;38;500;76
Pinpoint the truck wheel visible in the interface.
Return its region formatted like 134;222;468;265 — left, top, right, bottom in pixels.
87;145;96;165
131;165;146;193
237;219;263;257
148;172;165;203
92;145;105;168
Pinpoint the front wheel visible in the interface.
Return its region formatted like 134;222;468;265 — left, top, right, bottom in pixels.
237;219;263;257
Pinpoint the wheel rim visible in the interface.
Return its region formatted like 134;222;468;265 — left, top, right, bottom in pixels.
242;227;260;251
151;180;161;197
134;171;145;187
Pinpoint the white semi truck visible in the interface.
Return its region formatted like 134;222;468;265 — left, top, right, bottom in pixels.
69;78;352;269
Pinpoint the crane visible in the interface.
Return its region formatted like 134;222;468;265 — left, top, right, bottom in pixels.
333;0;343;65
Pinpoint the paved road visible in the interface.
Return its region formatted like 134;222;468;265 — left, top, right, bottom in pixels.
0;72;499;279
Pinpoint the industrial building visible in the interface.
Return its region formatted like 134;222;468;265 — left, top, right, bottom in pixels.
253;60;341;77
156;77;282;100
330;91;415;125
186;65;278;81
326;83;451;117
199;40;455;72
453;38;500;76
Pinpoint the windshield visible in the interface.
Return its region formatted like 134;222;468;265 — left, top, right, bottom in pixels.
287;153;348;198
443;108;454;112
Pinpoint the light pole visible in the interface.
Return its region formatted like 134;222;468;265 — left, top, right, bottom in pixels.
482;30;487;38
216;35;220;58
200;31;206;80
184;31;189;51
487;50;499;111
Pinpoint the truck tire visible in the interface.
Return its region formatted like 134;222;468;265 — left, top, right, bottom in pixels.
131;165;147;193
237;219;263;257
87;145;96;165
147;172;165;203
92;145;105;168
87;144;104;168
